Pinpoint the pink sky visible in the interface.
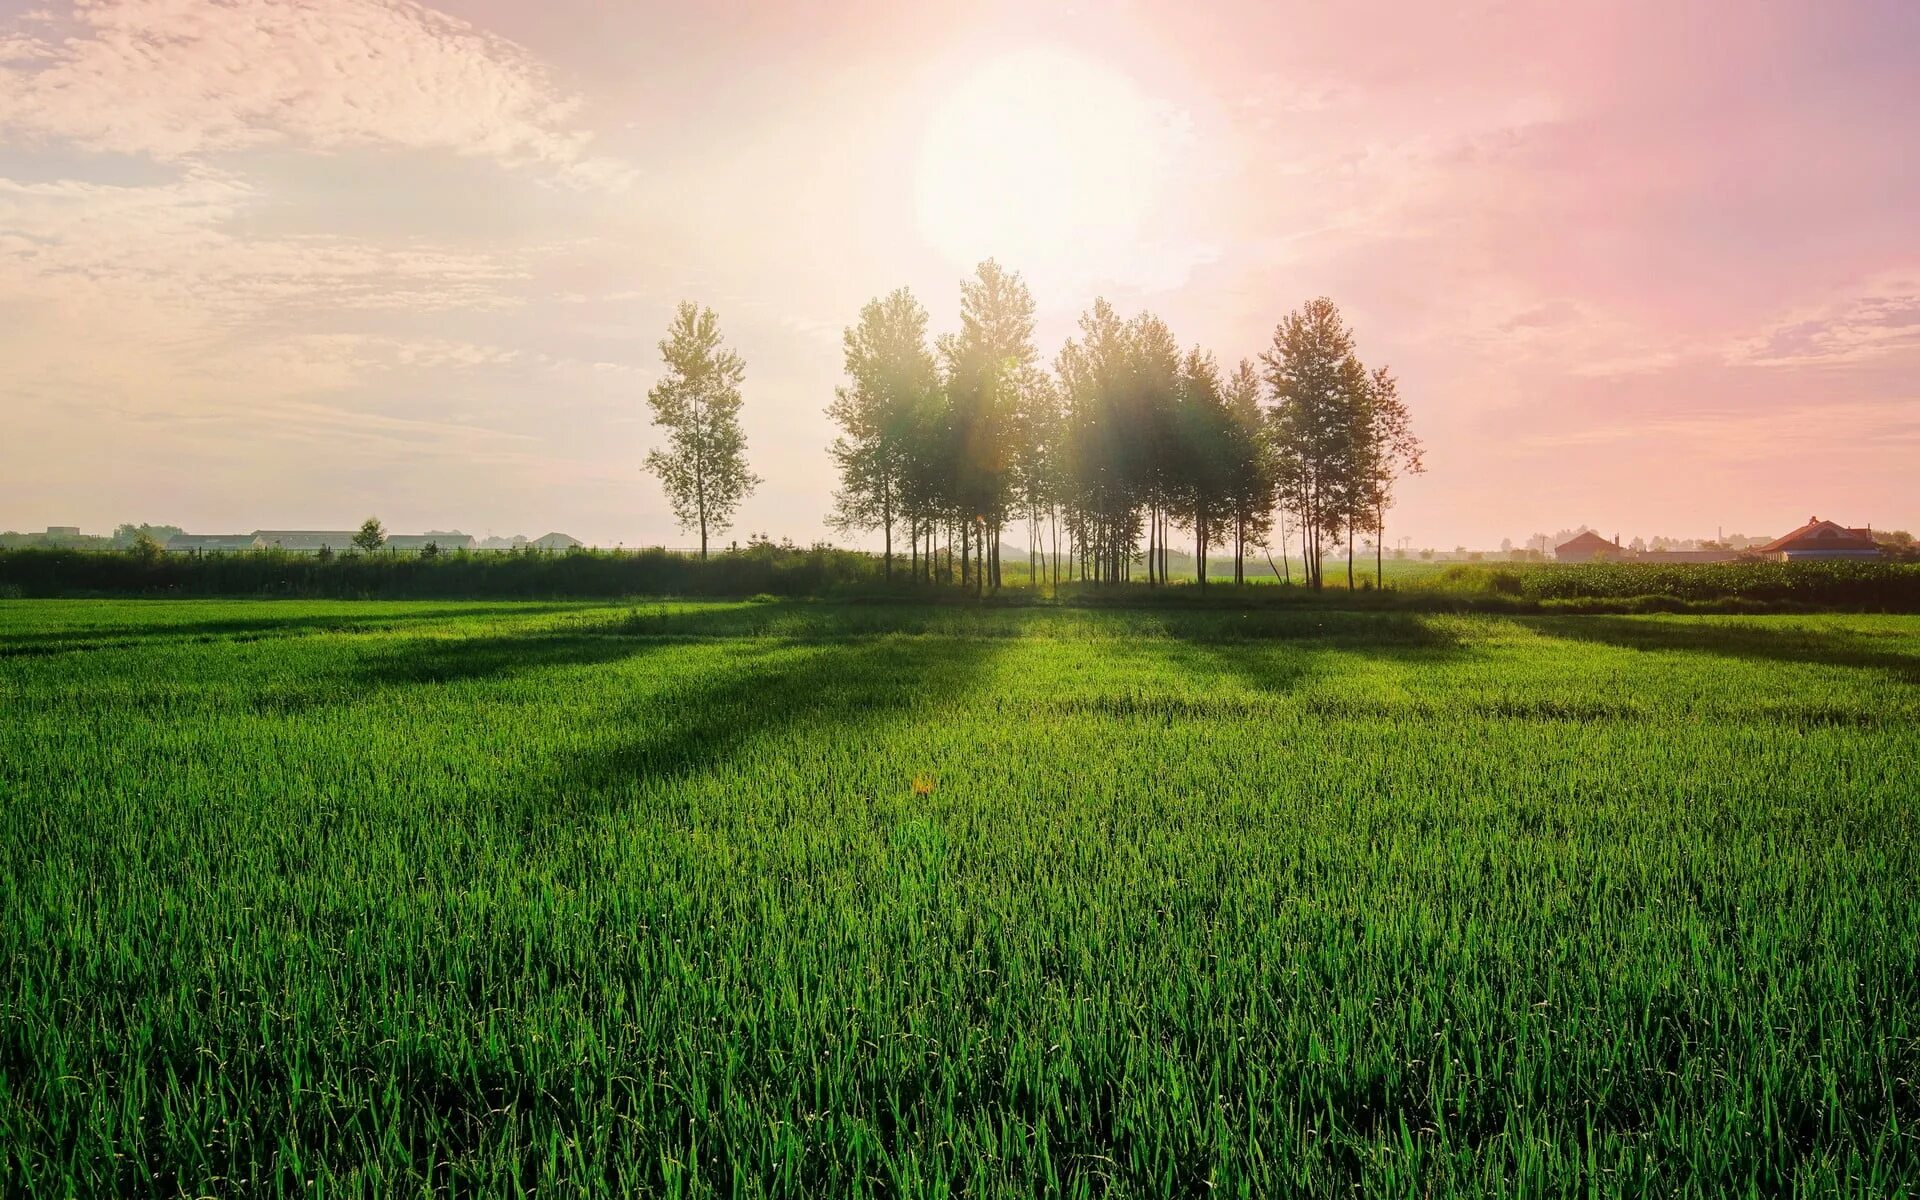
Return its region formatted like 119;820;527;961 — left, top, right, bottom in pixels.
1;0;1915;547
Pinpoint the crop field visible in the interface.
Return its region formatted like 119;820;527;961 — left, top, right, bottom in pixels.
2;598;1917;1196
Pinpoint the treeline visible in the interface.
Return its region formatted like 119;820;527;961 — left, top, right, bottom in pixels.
0;544;882;600
6;547;1914;610
822;263;1421;591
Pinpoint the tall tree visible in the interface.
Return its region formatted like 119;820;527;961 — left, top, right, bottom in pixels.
1171;347;1236;588
644;302;760;559
1057;298;1139;584
1357;365;1423;587
1262;298;1369;590
1221;358;1274;585
826;288;937;581
1011;367;1063;590
940;260;1037;593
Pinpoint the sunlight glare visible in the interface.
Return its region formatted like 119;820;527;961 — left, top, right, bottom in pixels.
915;49;1175;284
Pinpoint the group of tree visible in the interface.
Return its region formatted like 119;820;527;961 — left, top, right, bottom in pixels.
639;263;1422;587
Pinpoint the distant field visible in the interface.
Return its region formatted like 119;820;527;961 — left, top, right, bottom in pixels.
2;599;1916;1196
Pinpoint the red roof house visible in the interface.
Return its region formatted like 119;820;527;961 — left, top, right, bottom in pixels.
1554;530;1625;562
1754;517;1881;561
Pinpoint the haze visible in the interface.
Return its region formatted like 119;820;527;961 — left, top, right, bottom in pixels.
2;0;1915;547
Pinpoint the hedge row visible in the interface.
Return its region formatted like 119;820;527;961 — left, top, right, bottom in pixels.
0;546;884;599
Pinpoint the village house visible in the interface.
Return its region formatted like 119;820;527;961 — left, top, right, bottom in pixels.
531;532;584;550
1553;530;1626;562
1753;517;1882;561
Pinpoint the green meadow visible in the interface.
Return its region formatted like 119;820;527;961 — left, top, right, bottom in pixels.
2;599;1916;1196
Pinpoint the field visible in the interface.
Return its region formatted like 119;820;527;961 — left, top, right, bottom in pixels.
2;599;1917;1196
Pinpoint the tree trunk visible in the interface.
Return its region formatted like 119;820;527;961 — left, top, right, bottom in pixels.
882;485;892;582
1346;518;1355;589
1147;504;1157;586
1376;503;1384;589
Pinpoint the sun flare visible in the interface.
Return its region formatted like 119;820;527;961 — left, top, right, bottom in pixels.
914;48;1175;283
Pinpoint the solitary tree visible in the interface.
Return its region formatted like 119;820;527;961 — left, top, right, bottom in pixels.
353;517;386;554
644;302;760;559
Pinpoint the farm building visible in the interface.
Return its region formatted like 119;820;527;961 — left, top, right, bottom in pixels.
166;533;258;553
1554;531;1626;562
253;530;359;552
386;533;476;552
1753;517;1881;561
531;532;584;550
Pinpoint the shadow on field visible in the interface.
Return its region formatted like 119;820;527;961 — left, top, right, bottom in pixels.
1529;615;1919;685
1165;610;1471;698
0;604;588;657
487;632;1003;828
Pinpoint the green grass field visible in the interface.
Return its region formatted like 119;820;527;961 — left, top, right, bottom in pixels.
3;599;1917;1196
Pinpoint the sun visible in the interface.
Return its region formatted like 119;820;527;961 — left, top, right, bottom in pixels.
914;48;1174;285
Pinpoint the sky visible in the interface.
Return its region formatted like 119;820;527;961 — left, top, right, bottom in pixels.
2;0;1916;548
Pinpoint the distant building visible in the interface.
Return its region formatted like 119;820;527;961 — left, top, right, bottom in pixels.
253;530;359;552
1554;530;1626;562
386;533;476;552
478;535;528;550
166;533;258;553
531;532;584;551
46;526;80;537
1753;517;1881;561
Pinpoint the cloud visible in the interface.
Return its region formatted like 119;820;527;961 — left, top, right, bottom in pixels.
0;0;629;187
1727;272;1920;367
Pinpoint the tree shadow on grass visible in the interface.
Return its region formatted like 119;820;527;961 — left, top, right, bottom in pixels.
485;631;1005;831
1527;615;1920;686
0;603;593;657
1161;609;1473;699
342;601;933;691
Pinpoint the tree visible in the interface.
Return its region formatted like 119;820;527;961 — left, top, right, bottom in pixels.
1169;347;1236;588
1263;299;1365;590
113;523;181;549
939;260;1037;593
1056;298;1140;584
826;289;937;582
1355;365;1423;587
644;302;761;559
1011;367;1063;589
353;517;386;554
1221;358;1274;585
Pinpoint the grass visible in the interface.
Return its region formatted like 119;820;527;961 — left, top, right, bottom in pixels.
2;598;1917;1197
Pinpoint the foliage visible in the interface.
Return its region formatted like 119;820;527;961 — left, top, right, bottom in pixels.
825;288;937;579
353;516;386;554
112;522;183;548
645;303;760;558
2;599;1916;1195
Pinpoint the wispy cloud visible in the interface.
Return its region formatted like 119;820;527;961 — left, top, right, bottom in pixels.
0;0;631;188
1726;272;1920;368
